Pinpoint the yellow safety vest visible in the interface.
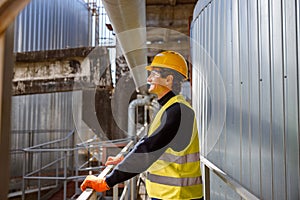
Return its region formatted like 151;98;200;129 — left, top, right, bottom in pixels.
146;95;203;200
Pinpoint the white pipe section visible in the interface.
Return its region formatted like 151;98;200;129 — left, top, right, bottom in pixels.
102;0;148;94
128;95;150;138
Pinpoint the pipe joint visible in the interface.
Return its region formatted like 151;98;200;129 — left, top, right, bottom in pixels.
128;95;151;138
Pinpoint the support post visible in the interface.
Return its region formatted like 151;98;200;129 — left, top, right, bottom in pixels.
0;1;31;198
204;165;210;200
0;22;14;200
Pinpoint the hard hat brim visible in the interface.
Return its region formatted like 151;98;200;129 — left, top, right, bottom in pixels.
145;65;153;71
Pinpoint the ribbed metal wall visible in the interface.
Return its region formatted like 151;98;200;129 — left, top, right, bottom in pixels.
191;0;299;199
10;92;76;178
14;0;92;52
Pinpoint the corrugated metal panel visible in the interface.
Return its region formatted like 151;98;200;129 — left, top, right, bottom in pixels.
10;91;76;177
14;0;92;52
191;0;299;199
283;1;299;199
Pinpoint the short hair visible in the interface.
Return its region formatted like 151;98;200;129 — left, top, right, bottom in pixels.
159;68;185;94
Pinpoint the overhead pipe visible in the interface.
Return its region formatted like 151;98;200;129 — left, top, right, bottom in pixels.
102;0;148;94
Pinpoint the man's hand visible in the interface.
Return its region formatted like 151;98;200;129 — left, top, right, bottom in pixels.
105;155;124;166
80;175;110;192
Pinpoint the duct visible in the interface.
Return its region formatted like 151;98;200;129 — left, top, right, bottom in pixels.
128;95;151;138
102;0;148;94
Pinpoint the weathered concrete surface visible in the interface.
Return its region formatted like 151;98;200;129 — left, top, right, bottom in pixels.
13;47;112;95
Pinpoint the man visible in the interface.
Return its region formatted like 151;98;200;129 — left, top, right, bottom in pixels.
81;51;203;200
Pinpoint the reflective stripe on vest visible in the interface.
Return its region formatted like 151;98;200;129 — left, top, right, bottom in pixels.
159;152;200;164
147;173;202;187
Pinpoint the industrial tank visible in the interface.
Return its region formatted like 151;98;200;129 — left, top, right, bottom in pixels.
191;0;299;199
14;0;92;52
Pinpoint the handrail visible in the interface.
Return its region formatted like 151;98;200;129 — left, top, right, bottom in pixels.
77;140;134;200
23;131;131;153
22;130;76;200
200;156;260;200
23;130;74;150
21;129;135;200
77;136;133;147
20;123;146;200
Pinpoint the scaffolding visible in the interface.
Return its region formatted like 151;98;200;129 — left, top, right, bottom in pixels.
21;129;142;200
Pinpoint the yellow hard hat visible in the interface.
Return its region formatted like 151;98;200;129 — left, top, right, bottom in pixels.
145;51;188;79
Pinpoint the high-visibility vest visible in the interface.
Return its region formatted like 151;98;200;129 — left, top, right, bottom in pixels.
146;95;203;200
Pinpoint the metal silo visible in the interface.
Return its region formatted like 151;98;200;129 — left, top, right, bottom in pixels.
14;0;92;52
191;0;299;199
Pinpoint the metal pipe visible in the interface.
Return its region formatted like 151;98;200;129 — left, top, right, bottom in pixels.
75;143;79;194
64;151;67;200
130;177;136;200
120;182;128;200
113;184;118;200
38;150;42;200
128;95;151;138
21;152;26;200
102;0;148;94
56;156;59;187
126;95;151;200
23;130;74;150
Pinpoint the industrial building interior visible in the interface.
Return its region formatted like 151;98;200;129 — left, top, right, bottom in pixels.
1;0;196;199
1;0;300;200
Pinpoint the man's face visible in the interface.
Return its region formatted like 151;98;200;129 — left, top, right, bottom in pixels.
147;67;172;98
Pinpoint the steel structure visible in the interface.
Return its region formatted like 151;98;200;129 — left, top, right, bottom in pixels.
191;0;299;199
20;130;136;200
9;0;116;197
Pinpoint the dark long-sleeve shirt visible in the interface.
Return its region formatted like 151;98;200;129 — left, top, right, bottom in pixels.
105;91;195;187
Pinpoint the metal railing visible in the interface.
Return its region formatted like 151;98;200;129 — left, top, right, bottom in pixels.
22;130;77;200
21;129;137;200
77;140;135;200
77;150;261;200
21;130;260;200
76;126;148;200
201;156;260;200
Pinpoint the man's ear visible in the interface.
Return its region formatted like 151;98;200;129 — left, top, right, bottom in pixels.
166;75;174;86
